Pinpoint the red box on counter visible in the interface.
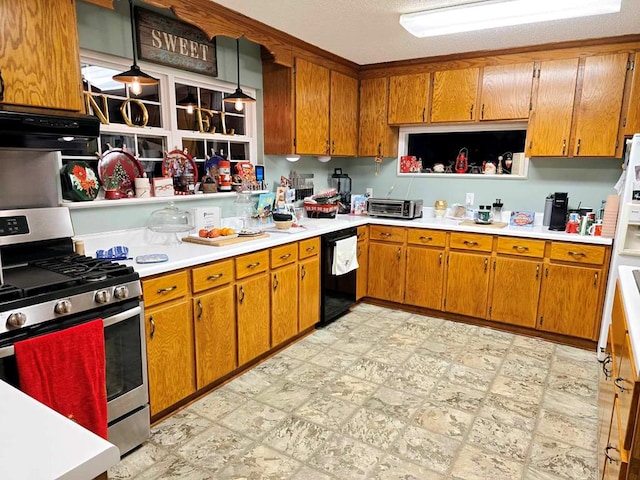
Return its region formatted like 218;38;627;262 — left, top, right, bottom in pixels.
400;156;422;173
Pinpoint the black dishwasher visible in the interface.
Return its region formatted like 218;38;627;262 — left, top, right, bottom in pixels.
321;227;358;325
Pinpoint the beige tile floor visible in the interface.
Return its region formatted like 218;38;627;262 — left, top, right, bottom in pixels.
109;303;600;480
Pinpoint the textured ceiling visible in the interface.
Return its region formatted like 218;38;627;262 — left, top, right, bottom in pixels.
212;0;640;65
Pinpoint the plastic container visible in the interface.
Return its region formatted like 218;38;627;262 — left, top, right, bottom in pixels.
304;201;339;218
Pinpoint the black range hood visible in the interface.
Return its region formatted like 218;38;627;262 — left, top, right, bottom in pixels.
0;108;100;152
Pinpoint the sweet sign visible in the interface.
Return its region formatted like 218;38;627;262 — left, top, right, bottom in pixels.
135;7;217;77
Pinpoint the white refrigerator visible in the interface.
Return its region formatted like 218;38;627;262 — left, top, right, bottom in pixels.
598;133;640;358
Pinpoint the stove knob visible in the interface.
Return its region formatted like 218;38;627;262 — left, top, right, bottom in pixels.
95;289;111;304
7;312;27;328
54;300;72;315
113;285;129;300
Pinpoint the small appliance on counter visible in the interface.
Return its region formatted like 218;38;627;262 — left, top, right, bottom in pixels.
367;198;423;219
548;192;569;231
330;168;352;214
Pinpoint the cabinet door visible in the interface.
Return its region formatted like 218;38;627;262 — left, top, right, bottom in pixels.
623;53;640;136
271;263;299;347
617;333;638;451
330;71;358;156
358;77;397;157
237;273;271;365
444;251;490;318
602;398;625;480
573;53;628;157
388;73;430;124
193;286;236;390
480;63;533;120
145;300;195;416
431;67;479;122
489;257;541;328
356;240;369;301
405;246;444;310
538;264;601;339
299;256;320;331
367;242;405;303
0;0;83;111
598;330;615;480
295;58;330;155
526;58;579;157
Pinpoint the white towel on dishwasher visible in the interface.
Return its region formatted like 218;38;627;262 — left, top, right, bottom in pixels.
332;236;359;275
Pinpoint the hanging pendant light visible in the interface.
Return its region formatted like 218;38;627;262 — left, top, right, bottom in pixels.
177;87;198;114
112;0;159;95
223;38;256;112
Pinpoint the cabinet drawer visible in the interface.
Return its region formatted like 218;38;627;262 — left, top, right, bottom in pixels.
191;259;234;293
357;226;369;242
235;250;269;279
450;232;492;252
271;243;298;268
550;242;606;265
369;225;406;243
407;228;446;247
497;237;545;258
143;271;189;307
299;237;320;259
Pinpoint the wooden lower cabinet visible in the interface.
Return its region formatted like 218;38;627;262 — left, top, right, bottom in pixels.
404;246;444;310
299;256;320;330
537;263;602;340
237;273;271;365
356;238;369;301
488;257;541;328
271;263;299;347
367;242;405;303
145;300;195;416
444;251;490;318
193;285;236;389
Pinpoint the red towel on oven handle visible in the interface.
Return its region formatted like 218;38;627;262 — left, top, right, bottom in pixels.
14;319;108;439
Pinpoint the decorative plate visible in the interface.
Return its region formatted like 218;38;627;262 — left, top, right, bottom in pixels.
60;161;100;201
98;147;144;197
162;149;198;183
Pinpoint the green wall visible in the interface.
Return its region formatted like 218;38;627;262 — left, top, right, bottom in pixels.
73;1;622;235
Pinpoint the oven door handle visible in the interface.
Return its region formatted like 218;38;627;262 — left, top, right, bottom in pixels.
0;305;142;359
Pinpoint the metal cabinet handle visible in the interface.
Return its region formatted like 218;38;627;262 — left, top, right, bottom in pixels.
273;273;279;291
331;140;335;154
357;246;362;257
238;285;245;304
0;71;4;101
380;232;392;238
568;251;586;257
207;273;223;281
306;246;316;252
469;104;474;119
419;236;433;242
280;253;292;260
149;315;156;339
197;299;203;320
576;138;581;155
614;377;626;392
247;262;260;269
422;107;425;122
157;285;177;294
513;245;529;252
601;354;612;380
484;257;488;273
562;139;567;155
301;265;306;280
481;103;485;119
463;240;478;246
439;252;443;265
326;139;331;155
397;248;402;260
536;264;540;279
605;444;618;464
594;272;599;287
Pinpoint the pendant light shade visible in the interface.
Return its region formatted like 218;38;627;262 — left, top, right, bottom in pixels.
112;0;158;95
224;38;256;111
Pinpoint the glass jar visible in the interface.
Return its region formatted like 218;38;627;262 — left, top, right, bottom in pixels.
234;192;257;230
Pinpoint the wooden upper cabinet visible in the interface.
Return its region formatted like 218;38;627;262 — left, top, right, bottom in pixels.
479;63;534;121
295;58;330;155
358;77;398;157
431;67;479;122
623;53;640;136
573;52;628;157
330;71;358;156
0;0;84;112
388;73;430;124
526;58;579;157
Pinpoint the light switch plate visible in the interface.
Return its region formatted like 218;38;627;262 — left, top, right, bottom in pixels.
466;192;474;205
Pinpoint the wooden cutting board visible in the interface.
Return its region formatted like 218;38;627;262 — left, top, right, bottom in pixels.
458;220;509;229
182;233;270;246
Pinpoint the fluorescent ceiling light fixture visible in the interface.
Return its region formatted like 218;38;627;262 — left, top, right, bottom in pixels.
399;0;622;38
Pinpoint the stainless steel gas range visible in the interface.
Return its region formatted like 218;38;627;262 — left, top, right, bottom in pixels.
0;207;149;456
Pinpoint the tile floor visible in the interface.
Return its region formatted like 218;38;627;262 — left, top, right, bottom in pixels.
109;303;600;480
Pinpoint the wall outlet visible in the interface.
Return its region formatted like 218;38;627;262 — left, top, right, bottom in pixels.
366;188;373;197
466;192;474;205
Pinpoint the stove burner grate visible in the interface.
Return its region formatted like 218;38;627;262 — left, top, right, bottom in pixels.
30;254;134;280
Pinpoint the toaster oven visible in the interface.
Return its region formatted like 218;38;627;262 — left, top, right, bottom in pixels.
367;198;423;219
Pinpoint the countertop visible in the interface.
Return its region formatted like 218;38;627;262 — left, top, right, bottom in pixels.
0;380;120;480
617;266;640;373
77;212;612;278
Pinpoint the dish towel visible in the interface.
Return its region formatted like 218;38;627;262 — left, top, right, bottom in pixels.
332;236;359;275
15;319;108;439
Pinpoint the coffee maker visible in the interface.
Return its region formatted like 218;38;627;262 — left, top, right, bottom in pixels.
549;192;569;231
330;168;352;214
